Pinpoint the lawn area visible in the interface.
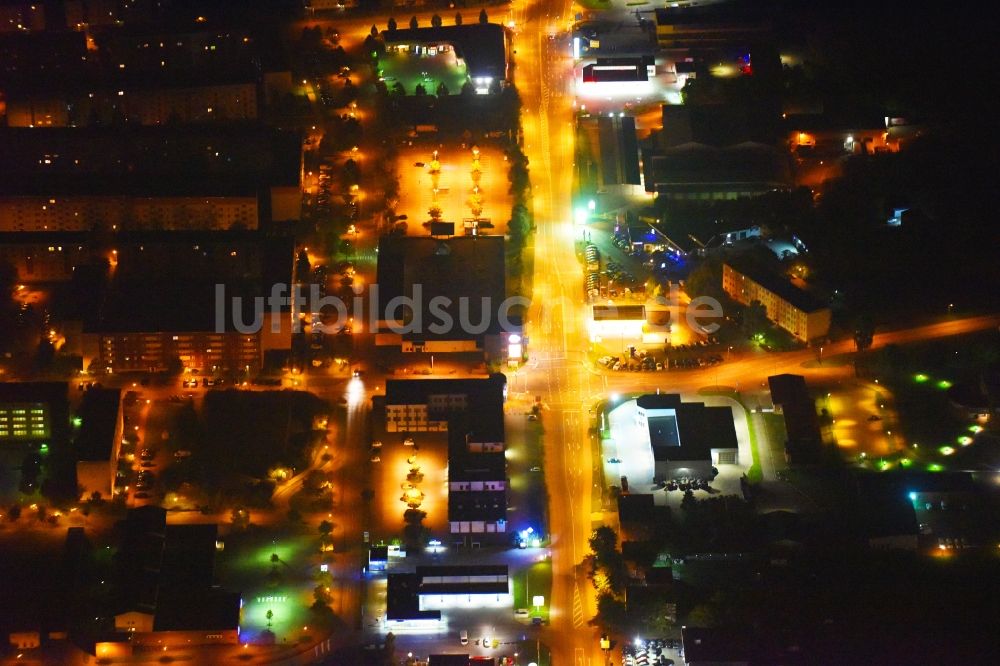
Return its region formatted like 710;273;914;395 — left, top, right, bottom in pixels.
377;49;468;96
511;558;552;623
744;409;763;483
760;412;788;474
218;526;331;643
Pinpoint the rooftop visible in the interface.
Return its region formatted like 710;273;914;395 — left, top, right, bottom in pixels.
642;141;791;194
381;23;509;81
74;388;122;462
637;393;738;462
384;375;506;444
0;125;301;194
726;260;827;313
376;235;508;339
386;573;441;621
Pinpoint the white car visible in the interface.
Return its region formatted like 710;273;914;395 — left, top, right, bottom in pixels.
460;630;468;645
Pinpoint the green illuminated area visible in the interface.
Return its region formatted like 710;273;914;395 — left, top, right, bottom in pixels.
511;558;553;623
219;529;329;642
377;48;469;96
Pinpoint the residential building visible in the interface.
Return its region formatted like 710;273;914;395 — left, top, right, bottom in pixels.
635;393;739;481
0;125;303;228
75;231;295;373
0;232;89;282
74;387;123;499
723;261;831;342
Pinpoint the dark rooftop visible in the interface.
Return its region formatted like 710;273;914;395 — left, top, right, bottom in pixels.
386;573;441;621
593;304;646;321
385;375;506;444
74;387;121;462
153;591;241;632
376;235;508;339
637;393;738;462
642;142;791;194
726;260;827;313
0;125;301;194
681;626;754;664
768;373;809;407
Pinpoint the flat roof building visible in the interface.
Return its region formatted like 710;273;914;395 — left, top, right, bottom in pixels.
768;374;823;464
375;236;519;358
635;393;739;480
74;387;123;499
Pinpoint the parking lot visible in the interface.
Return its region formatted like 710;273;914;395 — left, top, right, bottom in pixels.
396;143;512;236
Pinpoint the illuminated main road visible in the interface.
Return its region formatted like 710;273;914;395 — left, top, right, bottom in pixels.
513;1;608;664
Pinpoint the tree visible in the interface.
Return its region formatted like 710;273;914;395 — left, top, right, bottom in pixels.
270;552;280;564
392;81;405;96
685;258;724;301
296;249;311;281
370;25;378;37
589;526;618;559
436;81;450;96
479;8;488;24
414;83;427;96
409;16;418;29
854;314;875;352
431;13;442;27
312;584;332;608
387;17;397;32
742;300;769;337
681;489;697;512
231;506;249;530
590;593;627;633
454;12;462;25
318;520;333;536
383;632;396;666
461;80;475;96
265;609;273;628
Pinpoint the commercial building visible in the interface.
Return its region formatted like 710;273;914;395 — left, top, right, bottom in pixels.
768;374;823;464
387;565;510;622
105;507;241;652
653;6;770;48
381;23;510;93
577;114;641;190
635;393;739;481
0;382;68;445
723;262;831;342
375;236;520;359
381;376;508;544
642;142;791;200
382;376;506;437
447;413;507;543
74;387;123;499
0;125;303;229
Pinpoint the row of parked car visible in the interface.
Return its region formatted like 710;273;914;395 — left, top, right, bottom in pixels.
667;354;723;368
598;355;664;371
